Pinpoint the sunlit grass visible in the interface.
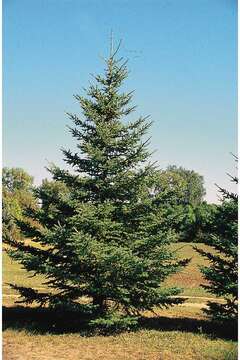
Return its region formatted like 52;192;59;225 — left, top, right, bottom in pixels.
3;327;237;360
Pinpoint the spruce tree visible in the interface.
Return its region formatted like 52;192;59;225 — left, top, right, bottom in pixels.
6;44;189;327
195;159;238;323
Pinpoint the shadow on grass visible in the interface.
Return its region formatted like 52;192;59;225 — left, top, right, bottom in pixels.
140;315;237;341
3;305;237;340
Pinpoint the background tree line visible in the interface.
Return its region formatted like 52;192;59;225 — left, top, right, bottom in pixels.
3;164;217;245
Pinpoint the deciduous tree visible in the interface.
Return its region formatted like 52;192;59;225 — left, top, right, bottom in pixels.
2;167;36;242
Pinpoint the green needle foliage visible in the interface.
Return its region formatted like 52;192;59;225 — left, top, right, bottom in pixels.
195;158;238;323
6;45;189;328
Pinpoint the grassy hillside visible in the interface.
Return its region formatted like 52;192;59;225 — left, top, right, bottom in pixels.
164;242;211;297
3;242;211;302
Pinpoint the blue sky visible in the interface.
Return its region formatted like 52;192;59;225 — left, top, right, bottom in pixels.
3;0;237;203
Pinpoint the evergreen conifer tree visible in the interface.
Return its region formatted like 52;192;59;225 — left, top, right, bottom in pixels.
6;44;189;327
195;158;238;323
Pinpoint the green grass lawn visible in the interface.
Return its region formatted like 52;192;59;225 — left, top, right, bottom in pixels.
3;243;237;360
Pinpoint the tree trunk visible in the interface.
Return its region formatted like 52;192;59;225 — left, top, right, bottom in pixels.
93;296;105;313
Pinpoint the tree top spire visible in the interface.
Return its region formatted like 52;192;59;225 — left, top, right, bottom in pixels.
110;29;113;57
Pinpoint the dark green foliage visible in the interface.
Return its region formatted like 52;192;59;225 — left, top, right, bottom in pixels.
5;47;189;326
176;202;218;242
89;312;139;333
195;164;238;322
151;167;209;242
